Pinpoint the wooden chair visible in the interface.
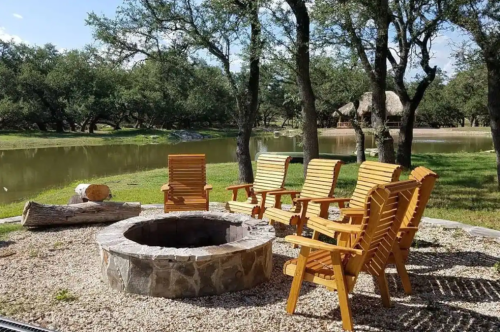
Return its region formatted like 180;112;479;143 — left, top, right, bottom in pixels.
283;180;420;332
263;159;343;239
307;161;402;238
160;154;212;213
225;154;292;219
387;166;438;295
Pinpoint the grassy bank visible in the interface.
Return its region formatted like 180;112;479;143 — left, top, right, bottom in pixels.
0;128;269;150
1;153;499;237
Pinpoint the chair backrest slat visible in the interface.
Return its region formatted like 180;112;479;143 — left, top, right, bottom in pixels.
251;154;292;207
398;166;438;251
349;161;402;209
301;159;343;216
345;180;420;283
168;154;206;198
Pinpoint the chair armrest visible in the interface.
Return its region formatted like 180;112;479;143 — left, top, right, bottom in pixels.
399;226;419;232
254;188;285;195
269;190;301;196
226;184;253;190
204;184;213;191
311;197;350;204
326;221;364;234
340;208;365;216
160;184;170;192
285;236;363;255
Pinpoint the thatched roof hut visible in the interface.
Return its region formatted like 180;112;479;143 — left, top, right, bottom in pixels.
336;91;403;117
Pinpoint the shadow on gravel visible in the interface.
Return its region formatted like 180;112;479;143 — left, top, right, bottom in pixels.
350;294;500;332
405;250;500;274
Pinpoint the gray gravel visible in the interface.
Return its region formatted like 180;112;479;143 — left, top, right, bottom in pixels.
1;205;499;332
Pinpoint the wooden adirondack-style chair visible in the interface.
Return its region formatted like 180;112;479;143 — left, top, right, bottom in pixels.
225;154;292;219
283;180;420;332
160;154;212;213
263;159;343;239
307;161;402;238
387;166;438;295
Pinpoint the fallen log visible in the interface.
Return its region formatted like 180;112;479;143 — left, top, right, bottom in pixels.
22;201;141;227
75;184;112;201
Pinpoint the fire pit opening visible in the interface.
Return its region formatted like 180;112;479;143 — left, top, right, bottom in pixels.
124;217;245;248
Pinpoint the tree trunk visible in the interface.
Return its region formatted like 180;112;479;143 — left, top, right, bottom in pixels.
236;125;254;183
81;116;90;132
55;120;64;133
21;201;141;227
371;0;395;163
235;4;261;184
74;184;112;201
89;118;98;134
396;103;416;169
351;100;365;164
486;60;500;188
353;123;365;164
36;122;47;131
287;0;319;176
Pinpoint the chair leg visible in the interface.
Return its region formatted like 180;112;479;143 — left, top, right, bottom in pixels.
291;219;306;249
392;245;412;295
312;230;320;240
377;272;391;308
286;246;311;314
331;251;354;332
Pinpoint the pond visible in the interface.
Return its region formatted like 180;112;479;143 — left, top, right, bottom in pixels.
0;135;493;204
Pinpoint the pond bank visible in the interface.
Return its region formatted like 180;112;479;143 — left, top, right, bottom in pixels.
320;127;492;137
1;153;499;231
0;128;272;150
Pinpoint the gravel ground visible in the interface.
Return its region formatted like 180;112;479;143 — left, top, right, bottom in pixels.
1;205;499;332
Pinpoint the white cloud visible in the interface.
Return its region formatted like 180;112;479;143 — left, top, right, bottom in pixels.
0;27;24;43
12;13;23;19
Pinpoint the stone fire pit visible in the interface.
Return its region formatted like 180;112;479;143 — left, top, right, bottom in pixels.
96;211;275;298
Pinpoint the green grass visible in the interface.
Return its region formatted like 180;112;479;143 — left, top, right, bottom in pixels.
0;223;23;239
54;289;77;302
0;128;268;150
1;153;499;238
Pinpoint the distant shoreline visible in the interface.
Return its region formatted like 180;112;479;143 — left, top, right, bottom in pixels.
320;128;492;137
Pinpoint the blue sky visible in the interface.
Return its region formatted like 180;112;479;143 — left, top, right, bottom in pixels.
0;0;471;78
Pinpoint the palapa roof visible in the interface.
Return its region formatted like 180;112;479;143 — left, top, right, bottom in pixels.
336;91;403;117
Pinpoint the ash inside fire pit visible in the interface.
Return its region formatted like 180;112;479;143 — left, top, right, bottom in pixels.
96;212;275;298
124;217;245;248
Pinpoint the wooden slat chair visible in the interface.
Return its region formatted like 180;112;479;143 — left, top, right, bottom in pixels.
387;166;438;295
225;154;292;219
263;159;343;239
308;161;402;239
160;154;212;213
283;180;420;332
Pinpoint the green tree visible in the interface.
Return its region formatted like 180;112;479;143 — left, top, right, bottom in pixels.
446;0;500;186
87;0;263;183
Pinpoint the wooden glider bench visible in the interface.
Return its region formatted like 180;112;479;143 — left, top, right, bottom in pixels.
160;154;212;213
225;154;292;219
283;180;420;332
263;159;343;239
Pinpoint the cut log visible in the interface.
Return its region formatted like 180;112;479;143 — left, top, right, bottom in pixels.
22;201;141;227
75;184;112;201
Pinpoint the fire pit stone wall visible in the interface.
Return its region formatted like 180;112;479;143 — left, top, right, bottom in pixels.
96;212;275;298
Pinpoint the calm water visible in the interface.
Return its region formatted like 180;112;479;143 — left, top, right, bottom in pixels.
0;135;493;204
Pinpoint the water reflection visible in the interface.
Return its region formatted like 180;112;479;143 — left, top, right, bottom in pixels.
0;135;493;204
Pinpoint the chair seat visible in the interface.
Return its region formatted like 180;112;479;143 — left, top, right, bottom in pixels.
165;197;208;212
264;207;301;225
284;249;339;280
